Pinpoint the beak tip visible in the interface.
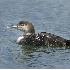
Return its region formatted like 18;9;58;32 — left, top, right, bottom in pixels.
7;26;10;28
7;25;13;28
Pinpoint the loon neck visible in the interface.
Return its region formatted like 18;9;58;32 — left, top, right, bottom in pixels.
25;33;34;35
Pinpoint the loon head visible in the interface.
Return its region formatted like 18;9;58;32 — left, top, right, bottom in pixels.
11;21;35;35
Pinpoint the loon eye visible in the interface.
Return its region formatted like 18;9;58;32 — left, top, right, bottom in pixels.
21;24;27;26
22;24;24;26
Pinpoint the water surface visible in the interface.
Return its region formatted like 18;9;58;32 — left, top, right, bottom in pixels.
0;0;70;69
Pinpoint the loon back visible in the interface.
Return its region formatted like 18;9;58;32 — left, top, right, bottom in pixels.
18;32;70;47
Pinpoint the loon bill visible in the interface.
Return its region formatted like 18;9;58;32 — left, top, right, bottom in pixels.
8;21;70;47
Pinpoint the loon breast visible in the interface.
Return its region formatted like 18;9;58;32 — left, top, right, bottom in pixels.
17;36;24;44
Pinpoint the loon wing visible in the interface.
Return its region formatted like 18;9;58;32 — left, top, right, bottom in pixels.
17;32;70;47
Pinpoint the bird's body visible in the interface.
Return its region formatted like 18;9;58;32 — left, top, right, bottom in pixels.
10;21;70;47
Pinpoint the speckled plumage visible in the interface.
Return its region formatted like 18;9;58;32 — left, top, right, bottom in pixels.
18;32;70;47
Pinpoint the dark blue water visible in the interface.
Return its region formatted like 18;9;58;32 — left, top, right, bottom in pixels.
0;0;70;69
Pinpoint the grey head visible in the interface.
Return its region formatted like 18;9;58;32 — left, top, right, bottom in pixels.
11;21;35;35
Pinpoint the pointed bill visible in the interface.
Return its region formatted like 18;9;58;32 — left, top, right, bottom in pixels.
7;25;17;28
11;25;17;28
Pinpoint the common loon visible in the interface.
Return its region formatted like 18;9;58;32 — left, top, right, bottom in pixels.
8;21;70;47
